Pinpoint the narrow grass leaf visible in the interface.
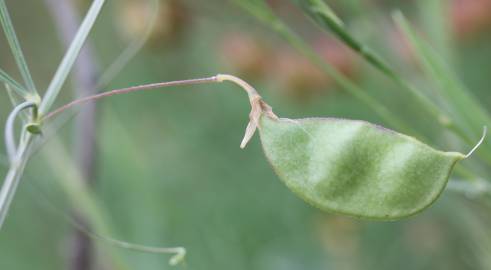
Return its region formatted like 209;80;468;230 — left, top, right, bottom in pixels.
39;0;106;114
291;0;394;77
291;0;480;151
394;12;491;132
0;68;29;96
0;133;33;229
393;12;491;164
0;0;38;95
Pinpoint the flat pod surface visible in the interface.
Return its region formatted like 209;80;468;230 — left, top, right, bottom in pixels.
258;115;464;219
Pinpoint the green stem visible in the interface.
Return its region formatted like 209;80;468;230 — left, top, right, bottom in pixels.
44;76;220;121
0;133;34;229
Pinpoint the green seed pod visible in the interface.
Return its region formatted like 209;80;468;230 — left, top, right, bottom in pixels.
217;74;484;220
258;115;465;220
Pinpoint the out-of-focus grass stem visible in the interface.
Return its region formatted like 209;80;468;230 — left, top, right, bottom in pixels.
292;0;470;139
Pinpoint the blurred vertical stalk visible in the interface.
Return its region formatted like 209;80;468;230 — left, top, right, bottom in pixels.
43;0;99;269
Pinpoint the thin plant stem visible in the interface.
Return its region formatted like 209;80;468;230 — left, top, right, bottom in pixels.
393;12;491;167
293;0;473;143
43;74;273;149
44;76;221;121
31;154;186;265
0;133;34;229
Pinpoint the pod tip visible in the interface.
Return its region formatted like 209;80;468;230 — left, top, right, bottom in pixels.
464;126;487;159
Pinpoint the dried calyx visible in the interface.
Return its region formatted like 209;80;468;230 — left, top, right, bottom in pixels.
216;74;277;148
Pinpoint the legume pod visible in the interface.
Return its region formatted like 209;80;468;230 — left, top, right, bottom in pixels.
217;74;480;220
257;115;465;219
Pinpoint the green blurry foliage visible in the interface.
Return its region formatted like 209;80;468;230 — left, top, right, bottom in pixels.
1;0;491;270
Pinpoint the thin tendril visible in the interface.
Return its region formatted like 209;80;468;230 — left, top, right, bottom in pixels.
465;126;487;159
27;181;186;265
5;101;36;163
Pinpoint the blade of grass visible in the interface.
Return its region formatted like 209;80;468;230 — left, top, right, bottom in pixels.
0;68;29;96
393;12;491;133
417;0;453;62
393;12;491;166
39;0;106;115
290;0;475;141
0;0;38;96
292;0;394;75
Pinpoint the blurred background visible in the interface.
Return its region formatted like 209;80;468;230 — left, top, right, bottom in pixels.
1;0;491;269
